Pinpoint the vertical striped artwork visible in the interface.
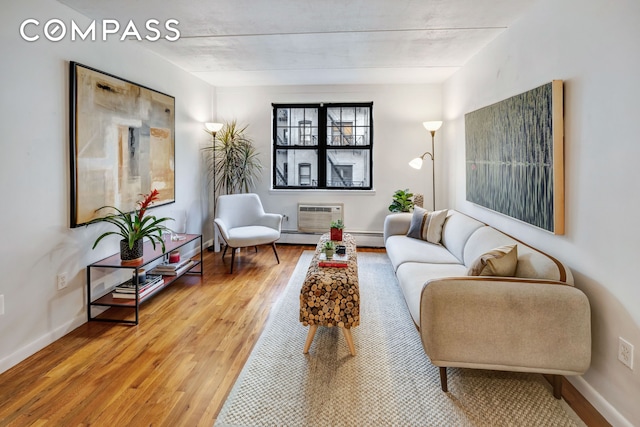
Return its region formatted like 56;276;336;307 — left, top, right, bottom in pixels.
465;81;564;234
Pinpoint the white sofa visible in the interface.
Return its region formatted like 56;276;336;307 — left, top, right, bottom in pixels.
383;210;591;398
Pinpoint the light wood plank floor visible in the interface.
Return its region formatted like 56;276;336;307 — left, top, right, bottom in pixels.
0;245;607;426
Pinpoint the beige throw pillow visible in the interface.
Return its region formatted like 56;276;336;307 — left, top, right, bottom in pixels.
467;244;518;276
406;207;448;244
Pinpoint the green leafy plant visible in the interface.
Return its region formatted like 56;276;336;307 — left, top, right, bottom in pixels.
205;120;263;195
323;240;336;251
388;189;414;212
87;189;173;253
330;219;344;229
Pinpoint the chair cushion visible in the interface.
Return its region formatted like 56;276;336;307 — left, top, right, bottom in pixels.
406;208;448;244
226;226;280;247
467;244;518;277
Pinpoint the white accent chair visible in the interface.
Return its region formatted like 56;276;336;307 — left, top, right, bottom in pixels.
214;193;283;273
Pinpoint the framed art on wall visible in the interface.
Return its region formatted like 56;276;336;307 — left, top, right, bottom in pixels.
465;80;564;234
69;61;175;228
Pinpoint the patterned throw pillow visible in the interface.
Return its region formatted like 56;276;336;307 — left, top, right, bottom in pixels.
467;244;518;276
406;207;448;244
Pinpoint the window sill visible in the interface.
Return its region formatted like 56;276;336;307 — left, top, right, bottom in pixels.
269;188;376;195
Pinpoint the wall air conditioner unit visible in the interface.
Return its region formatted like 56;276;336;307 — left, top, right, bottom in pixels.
297;203;344;233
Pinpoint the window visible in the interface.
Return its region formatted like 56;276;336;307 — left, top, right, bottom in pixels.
272;103;373;190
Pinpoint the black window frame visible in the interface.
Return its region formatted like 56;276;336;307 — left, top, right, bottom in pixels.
272;102;373;190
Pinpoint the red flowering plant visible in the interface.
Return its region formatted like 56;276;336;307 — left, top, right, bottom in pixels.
88;189;173;253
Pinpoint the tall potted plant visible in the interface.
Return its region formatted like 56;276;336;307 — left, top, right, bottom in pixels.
206;120;263;196
87;189;173;262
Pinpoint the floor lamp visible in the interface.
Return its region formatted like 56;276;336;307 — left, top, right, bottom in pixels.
409;121;443;211
205;122;223;251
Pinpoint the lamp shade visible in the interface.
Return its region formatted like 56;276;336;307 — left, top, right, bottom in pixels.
409;157;423;169
205;122;223;133
423;121;443;132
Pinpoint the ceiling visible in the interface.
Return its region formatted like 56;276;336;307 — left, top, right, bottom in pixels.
58;0;537;87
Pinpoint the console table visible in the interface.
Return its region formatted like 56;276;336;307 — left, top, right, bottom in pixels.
86;234;203;325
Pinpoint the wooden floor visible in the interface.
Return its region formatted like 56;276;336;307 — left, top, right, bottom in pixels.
0;245;607;426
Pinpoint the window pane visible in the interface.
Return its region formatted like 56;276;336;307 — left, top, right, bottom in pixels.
326;149;370;188
288;107;318;146
276;127;289;145
327;107;341;123
327;121;354;146
275;149;318;186
355;107;370;126
276;108;290;126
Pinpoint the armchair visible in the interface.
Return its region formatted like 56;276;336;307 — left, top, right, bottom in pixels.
214;193;282;273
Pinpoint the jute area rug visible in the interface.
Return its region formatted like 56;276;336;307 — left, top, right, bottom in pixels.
215;251;585;427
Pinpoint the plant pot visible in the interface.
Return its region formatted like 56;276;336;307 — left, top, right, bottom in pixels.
325;249;334;260
330;228;343;242
120;239;143;262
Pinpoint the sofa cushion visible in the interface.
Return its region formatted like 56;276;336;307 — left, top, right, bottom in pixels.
407;208;448;244
467;244;518;276
386;235;460;271
396;262;469;325
440;211;485;263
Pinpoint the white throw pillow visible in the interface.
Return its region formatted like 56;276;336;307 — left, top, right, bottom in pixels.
406;208;448;244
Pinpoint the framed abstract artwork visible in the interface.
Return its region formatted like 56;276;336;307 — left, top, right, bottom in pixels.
69;62;175;227
465;81;564;234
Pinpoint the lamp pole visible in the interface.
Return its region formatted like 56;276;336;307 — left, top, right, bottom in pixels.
428;130;436;211
205;122;223;251
410;121;442;211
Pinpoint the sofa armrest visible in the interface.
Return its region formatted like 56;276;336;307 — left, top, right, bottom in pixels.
420;277;591;375
383;213;413;244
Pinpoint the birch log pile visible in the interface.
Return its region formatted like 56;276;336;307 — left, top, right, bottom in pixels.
300;233;359;329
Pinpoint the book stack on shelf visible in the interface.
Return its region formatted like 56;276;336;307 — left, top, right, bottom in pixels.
148;258;194;276
112;275;164;299
318;253;349;268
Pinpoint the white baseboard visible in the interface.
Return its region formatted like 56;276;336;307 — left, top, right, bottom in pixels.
567;376;633;426
0;313;86;375
279;230;384;247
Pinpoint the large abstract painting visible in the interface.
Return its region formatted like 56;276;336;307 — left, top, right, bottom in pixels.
465;81;564;234
69;62;175;227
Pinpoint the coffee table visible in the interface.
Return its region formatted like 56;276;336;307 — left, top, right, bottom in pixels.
299;233;359;356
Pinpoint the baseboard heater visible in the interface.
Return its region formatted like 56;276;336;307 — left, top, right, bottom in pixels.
280;230;384;248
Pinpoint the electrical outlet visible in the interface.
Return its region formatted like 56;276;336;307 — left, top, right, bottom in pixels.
0;294;4;315
57;273;67;290
618;337;634;370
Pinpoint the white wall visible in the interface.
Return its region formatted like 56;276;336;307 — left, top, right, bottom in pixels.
216;84;442;239
0;0;214;372
442;0;640;424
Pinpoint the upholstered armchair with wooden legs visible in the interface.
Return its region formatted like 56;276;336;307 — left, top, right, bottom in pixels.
214;193;283;273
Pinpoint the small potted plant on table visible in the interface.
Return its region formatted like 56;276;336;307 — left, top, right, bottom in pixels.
323;240;336;260
330;219;344;241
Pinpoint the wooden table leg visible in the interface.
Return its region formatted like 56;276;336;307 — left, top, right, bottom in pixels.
342;327;356;356
303;325;318;354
